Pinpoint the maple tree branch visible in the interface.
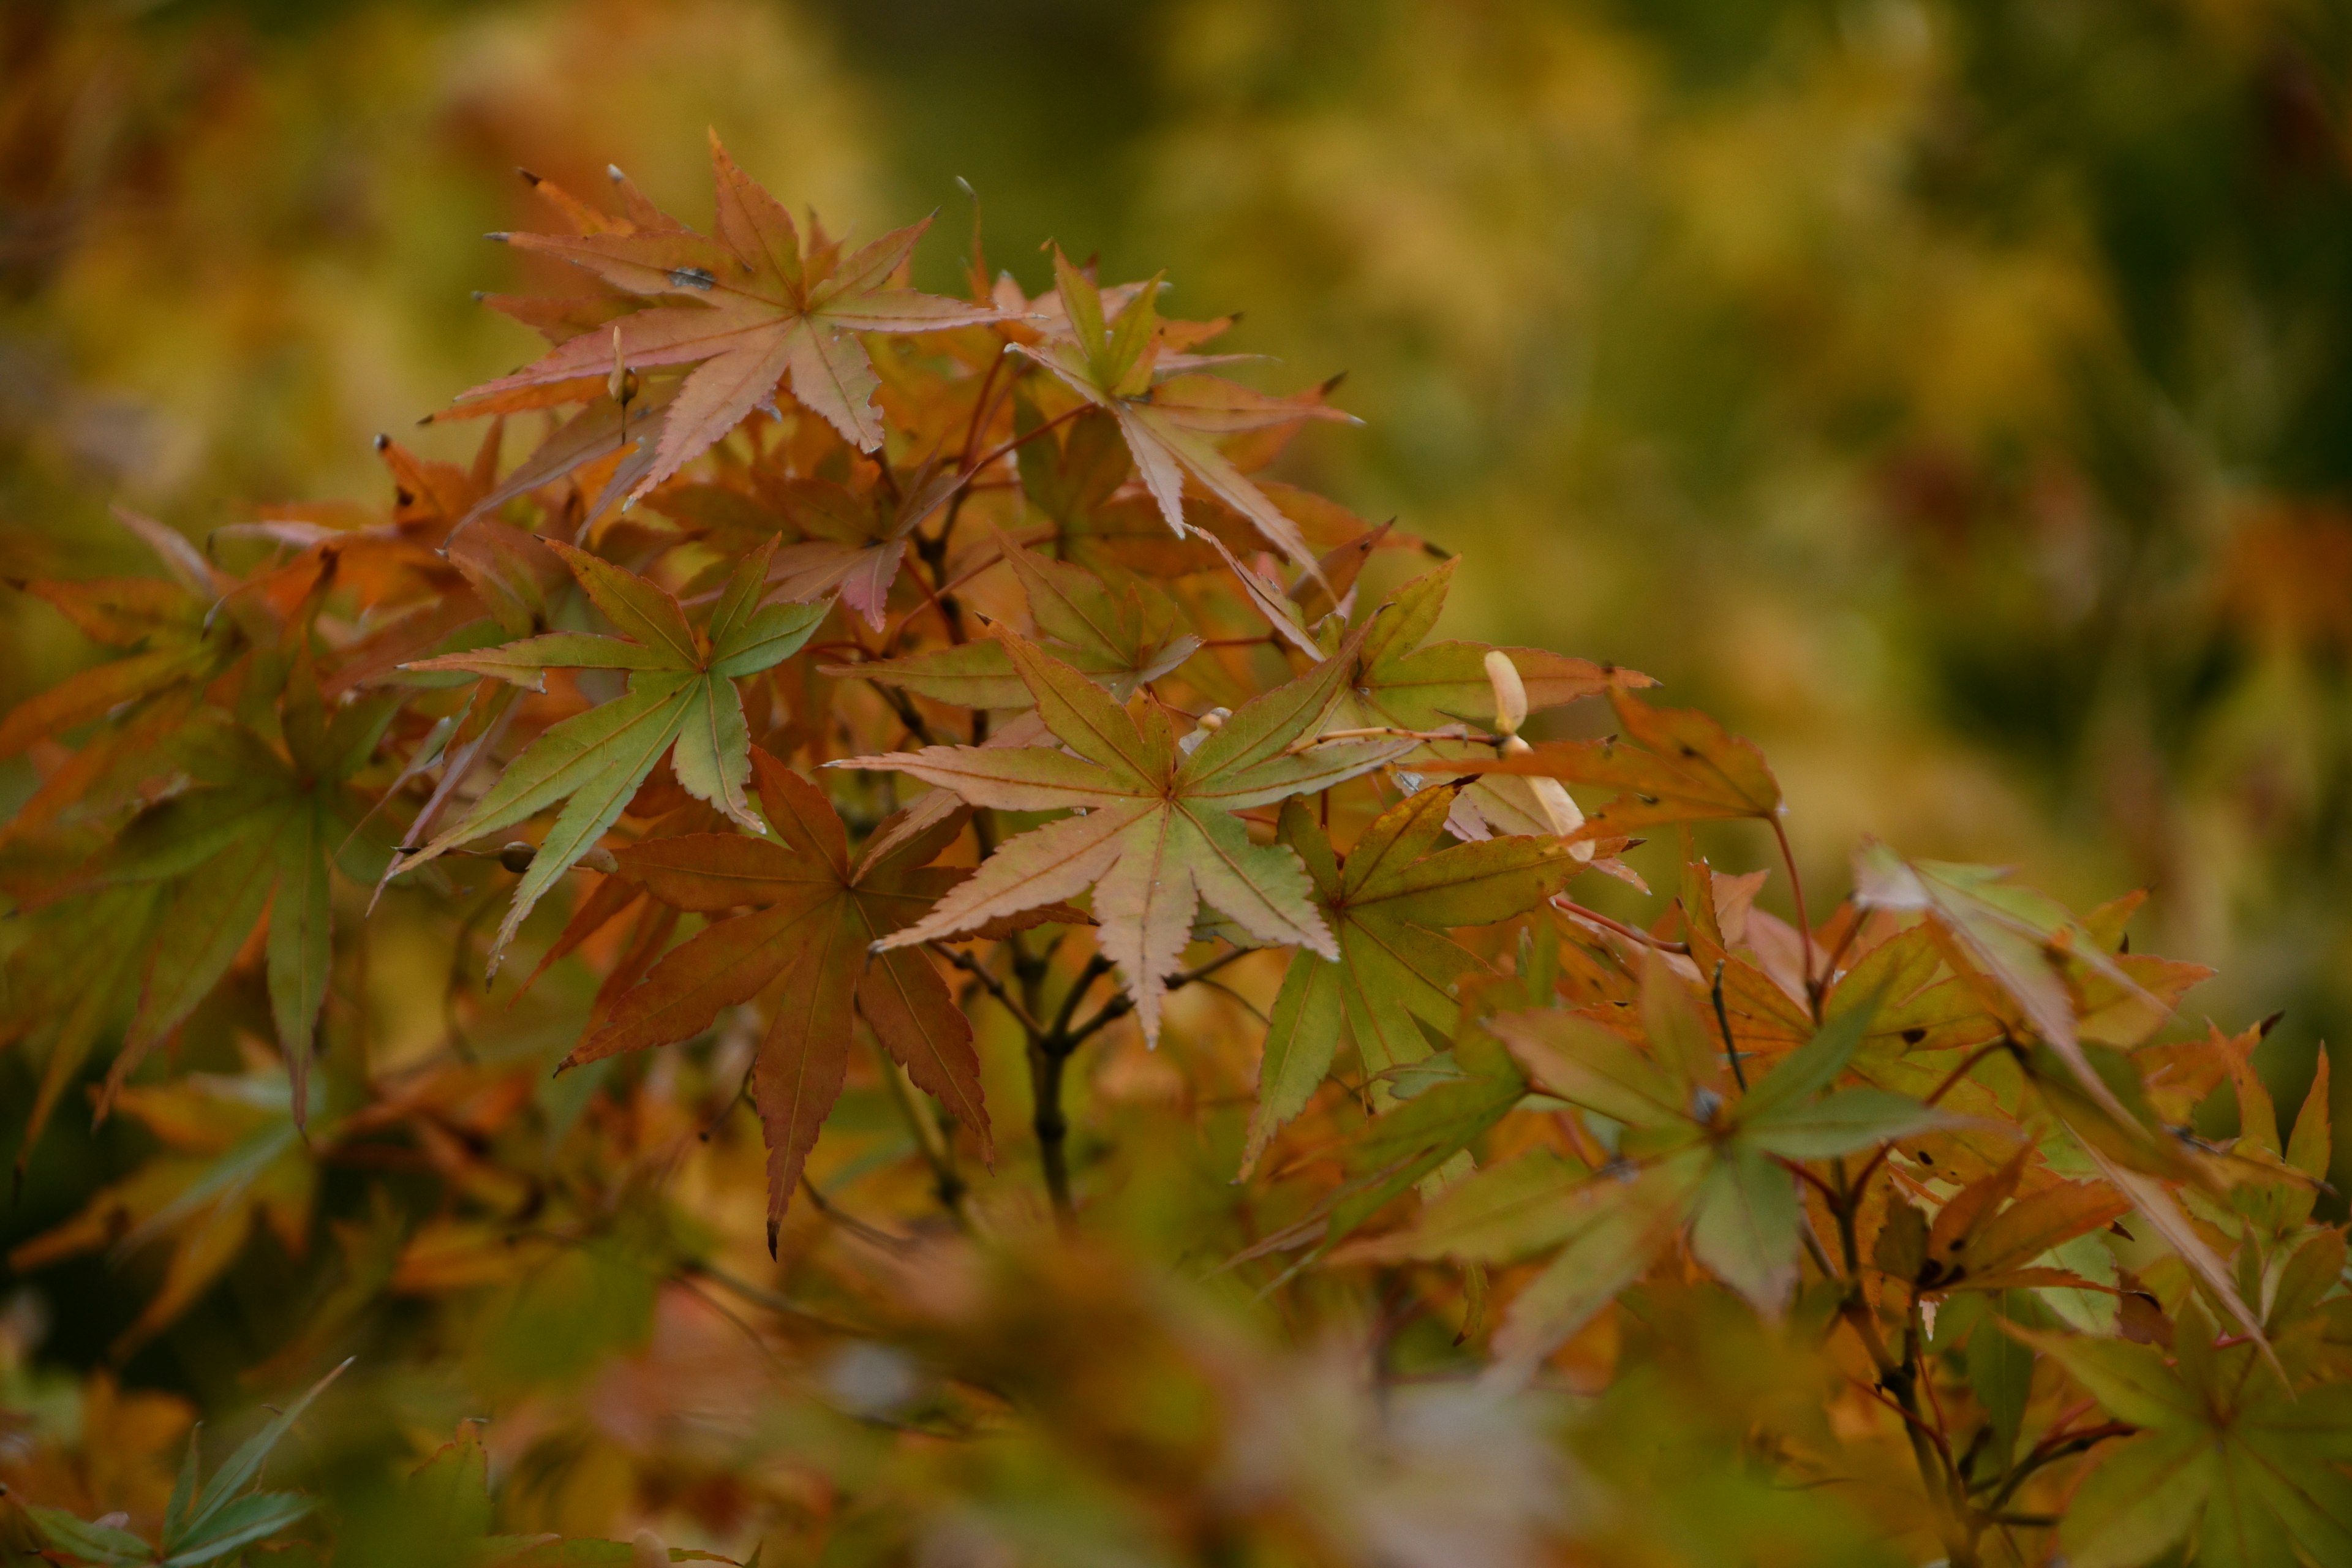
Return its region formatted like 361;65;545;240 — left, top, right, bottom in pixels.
1798;1215;1844;1283
1028;1033;1076;1232
853;671;941;749
1780;1156;1842;1210
959;349;1010;470
960;399;1083;479
871;1037;969;1226
1061;947;1254;1050
1047;952;1116;1045
1551;895;1691;956
930;941;1049;1039
678;1260;866;1336
1817;897;1865;983
799;1174;916;1251
1983;1422;2132;1513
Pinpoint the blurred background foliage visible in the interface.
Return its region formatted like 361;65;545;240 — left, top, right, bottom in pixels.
2;0;2349;1559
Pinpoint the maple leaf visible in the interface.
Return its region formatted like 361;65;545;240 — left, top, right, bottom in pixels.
1014;248;1351;573
1242;783;1581;1174
326;1424;742;1568
1422;686;1779;840
761;456;966;630
1330;560;1640;736
1446;964;1939;1376
69;658;398;1125
398;539;826;957
827;532;1200;707
2024;1298;2352;1568
1016;404;1221;577
453;134;1000;489
1329;560;1647;843
837;622;1413;1043
1871;1152;2133;1297
9;1070;315;1356
1850;841;2171;1112
562;750;988;1247
0;509;242;761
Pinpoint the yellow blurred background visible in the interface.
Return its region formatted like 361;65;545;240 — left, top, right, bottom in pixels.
4;0;2348;1128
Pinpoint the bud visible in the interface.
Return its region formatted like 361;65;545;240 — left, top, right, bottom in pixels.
1178;706;1229;757
497;841;536;873
1483;649;1528;737
607;325;630;407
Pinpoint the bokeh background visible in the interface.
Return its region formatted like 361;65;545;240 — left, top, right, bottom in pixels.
9;0;2347;1115
2;0;2349;1549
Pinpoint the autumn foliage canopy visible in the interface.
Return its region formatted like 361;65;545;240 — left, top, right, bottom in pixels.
2;135;2347;1568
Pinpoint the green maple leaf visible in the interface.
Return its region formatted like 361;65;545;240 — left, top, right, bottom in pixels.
1384;966;1935;1377
334;1423;741;1567
827;532;1200;709
1329;559;1638;736
74;655;398;1125
1240;783;1581;1174
400;538;825;958
839;621;1411;1042
563;750;989;1246
2027;1298;2352;1568
454;132;1000;488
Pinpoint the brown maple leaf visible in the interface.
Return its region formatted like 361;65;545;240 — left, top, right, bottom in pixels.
562;748;989;1248
453;133;1000;496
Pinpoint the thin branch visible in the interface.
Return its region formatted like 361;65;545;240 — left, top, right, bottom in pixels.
1063;946;1255;1049
798;1174;914;1251
1771;815;1820;1022
1551;895;1692;956
929;940;1049;1039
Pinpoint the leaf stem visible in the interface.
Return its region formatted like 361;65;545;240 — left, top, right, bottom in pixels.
928;940;1049;1038
869;1036;968;1226
1550;896;1692;956
1770;815;1820;1023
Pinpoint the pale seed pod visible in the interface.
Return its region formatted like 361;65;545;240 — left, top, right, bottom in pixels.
632;1529;668;1568
1528;776;1588;847
1484;648;1528;737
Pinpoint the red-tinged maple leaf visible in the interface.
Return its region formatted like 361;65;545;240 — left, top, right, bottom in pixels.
1014;247;1352;575
562;750;988;1248
451;133;1000;491
836;622;1413;1043
761;456;967;631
